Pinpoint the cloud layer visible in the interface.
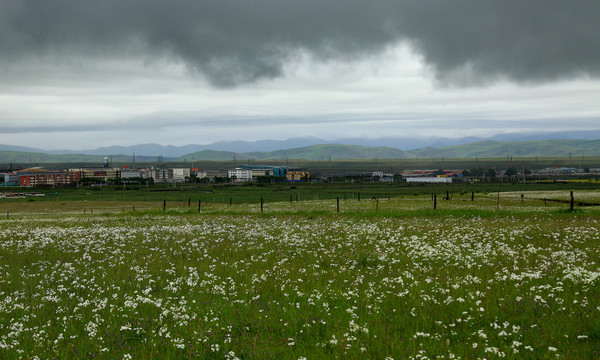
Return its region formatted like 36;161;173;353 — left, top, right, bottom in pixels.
2;1;599;87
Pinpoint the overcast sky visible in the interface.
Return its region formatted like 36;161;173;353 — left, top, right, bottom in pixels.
1;1;599;150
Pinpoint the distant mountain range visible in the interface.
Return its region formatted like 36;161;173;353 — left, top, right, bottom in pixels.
3;130;600;158
0;151;162;164
182;144;411;161
1;137;599;164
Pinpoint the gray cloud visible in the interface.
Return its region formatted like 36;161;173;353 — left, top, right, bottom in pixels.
1;1;599;87
0;112;412;134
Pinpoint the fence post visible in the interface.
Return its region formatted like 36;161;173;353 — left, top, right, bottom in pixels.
376;198;379;211
198;200;201;213
433;194;437;209
290;194;293;203
188;198;191;207
163;199;166;211
570;191;574;212
337;197;339;213
261;196;264;212
471;192;474;201
497;192;500;211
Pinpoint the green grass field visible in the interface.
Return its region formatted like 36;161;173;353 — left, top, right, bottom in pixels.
2;181;600;207
1;185;599;359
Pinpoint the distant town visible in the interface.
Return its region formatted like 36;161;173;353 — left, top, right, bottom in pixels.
2;155;600;188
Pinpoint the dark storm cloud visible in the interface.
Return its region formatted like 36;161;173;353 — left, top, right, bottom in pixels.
1;1;599;87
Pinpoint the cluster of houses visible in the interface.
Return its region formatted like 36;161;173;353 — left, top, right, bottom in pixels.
2;161;599;188
0;164;311;188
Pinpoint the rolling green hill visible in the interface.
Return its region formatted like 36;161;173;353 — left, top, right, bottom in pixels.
176;144;410;161
0;151;109;164
410;139;600;158
0;151;165;164
242;144;412;160
2;139;599;164
179;150;249;161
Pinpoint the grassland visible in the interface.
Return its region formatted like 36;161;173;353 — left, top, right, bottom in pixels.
3;181;600;207
1;185;600;359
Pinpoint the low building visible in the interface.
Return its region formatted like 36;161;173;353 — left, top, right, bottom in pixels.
442;170;464;177
229;166;286;182
18;168;75;187
193;170;208;180
150;168;173;183
121;169;146;179
401;169;439;177
539;167;577;175
204;170;228;181
406;177;452;184
251;168;274;178
191;168;207;180
237;165;286;177
286;169;310;181
372;171;394;182
70;168;121;182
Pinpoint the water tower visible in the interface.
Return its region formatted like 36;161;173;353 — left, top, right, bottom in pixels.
103;156;109;168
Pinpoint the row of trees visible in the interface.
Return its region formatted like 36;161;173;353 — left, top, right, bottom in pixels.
462;167;532;178
186;175;296;184
70;177;154;186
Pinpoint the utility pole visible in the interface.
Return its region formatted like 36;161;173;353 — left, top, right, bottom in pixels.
569;152;572;168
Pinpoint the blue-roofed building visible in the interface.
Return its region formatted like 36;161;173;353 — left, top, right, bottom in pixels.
236;165;287;177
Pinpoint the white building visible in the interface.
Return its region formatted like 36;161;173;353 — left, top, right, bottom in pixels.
228;168;253;182
121;169;144;179
192;170;208;179
1;173;19;183
172;168;191;182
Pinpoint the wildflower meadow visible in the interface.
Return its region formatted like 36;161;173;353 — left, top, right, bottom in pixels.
0;192;599;359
